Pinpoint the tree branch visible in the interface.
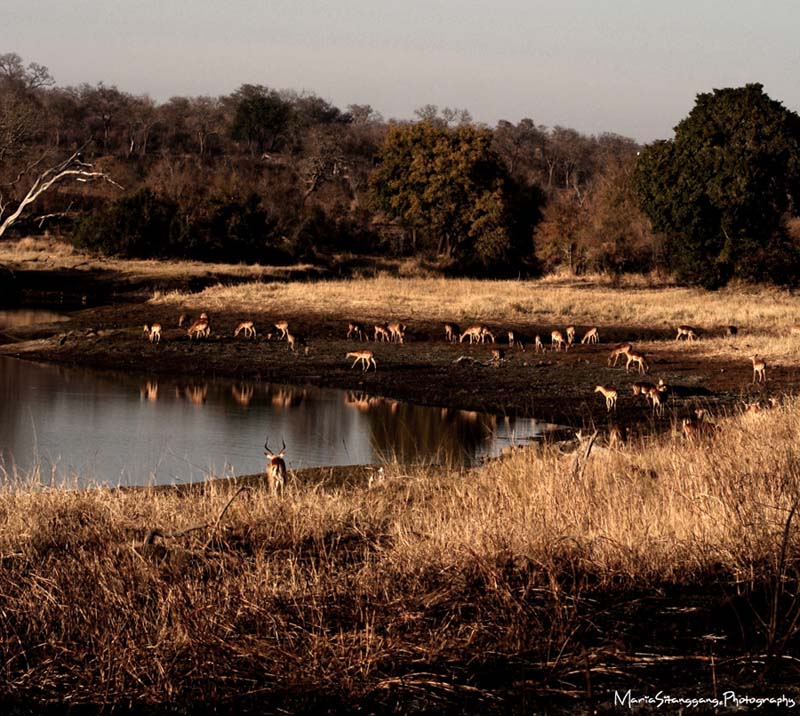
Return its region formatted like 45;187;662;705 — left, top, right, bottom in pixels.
0;145;123;237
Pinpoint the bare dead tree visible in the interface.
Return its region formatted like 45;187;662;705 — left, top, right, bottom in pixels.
0;144;123;238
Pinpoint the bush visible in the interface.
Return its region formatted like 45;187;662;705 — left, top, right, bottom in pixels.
72;189;177;258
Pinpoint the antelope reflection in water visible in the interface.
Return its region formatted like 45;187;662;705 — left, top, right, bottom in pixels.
231;383;255;407
269;385;308;410
139;380;159;402
345;391;503;464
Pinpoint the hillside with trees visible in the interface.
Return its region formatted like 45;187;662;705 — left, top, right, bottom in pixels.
2;53;799;283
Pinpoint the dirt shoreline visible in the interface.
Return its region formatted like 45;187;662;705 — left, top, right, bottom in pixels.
0;298;789;433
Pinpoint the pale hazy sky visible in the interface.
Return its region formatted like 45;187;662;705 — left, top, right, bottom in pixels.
4;0;799;141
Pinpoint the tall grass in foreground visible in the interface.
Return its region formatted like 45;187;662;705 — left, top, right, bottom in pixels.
2;402;800;710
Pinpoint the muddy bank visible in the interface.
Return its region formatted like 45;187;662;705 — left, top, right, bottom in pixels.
0;301;790;433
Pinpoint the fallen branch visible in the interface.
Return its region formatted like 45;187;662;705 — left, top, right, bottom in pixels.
141;485;250;548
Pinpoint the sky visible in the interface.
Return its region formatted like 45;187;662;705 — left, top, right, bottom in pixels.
4;0;800;142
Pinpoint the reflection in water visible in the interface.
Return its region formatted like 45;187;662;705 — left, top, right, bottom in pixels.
0;310;70;330
0;355;557;487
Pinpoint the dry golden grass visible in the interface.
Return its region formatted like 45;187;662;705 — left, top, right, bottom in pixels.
150;273;800;368
2;400;800;708
0;236;314;282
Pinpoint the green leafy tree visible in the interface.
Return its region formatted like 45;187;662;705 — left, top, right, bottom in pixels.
370;122;542;274
229;84;292;155
635;84;800;287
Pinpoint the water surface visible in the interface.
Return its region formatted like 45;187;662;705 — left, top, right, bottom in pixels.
0;310;557;486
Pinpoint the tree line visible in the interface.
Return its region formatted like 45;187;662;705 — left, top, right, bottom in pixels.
2;52;799;284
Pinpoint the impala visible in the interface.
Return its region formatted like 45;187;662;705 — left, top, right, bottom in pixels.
187;318;211;340
534;335;544;352
632;381;655;397
444;323;461;343
581;327;600;344
551;330;566;351
143;323;162;344
387;321;407;344
460;324;487;344
645;385;664;416
508;330;525;351
264;437;287;496
566;325;576;346
178;313;189;328
374;323;391;342
347;321;368;341
751;355;767;383
286;332;308;353
347;350;377;372
274;320;290;340
234;321;257;339
607;342;632;367
625;350;649;375
675;325;699;341
594;385;618;412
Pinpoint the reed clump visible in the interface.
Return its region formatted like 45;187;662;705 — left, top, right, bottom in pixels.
2;401;800;710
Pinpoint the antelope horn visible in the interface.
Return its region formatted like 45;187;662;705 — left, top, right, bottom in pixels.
264;436;273;455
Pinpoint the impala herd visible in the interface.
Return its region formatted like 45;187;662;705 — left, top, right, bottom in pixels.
141;308;773;459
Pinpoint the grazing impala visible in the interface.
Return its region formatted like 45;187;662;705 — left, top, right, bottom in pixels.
460;324;488;344
551;330;566;351
625;350;649;374
594;385;618;412
608;342;632;367
347;321;368;341
286;332;307;353
274;320;289;340
751;355;767;383
374;323;391;342
508;330;525;351
143;323;162;344
534;335;544;352
566;325;576;346
234;321;257;339
581;327;600;344
264;437;287;496
347;350;377;372
444;323;460;343
187;317;211;340
676;325;699;342
632;381;655;397
387;321;407;344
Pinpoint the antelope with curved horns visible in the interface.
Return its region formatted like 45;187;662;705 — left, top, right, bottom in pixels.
264;437;287;495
